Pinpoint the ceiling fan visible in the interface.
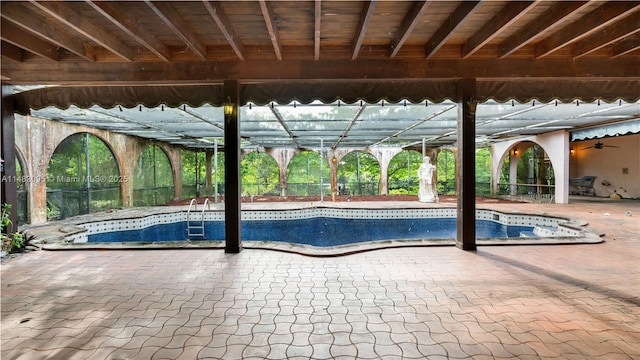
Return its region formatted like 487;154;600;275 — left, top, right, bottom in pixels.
582;140;619;150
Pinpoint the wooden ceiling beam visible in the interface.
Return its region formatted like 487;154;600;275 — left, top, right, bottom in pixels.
1;2;94;61
572;13;640;58
203;1;245;61
30;0;134;62
425;1;481;58
498;1;591;58
145;1;207;61
258;0;282;61
0;41;24;63
352;0;377;60
462;1;538;59
611;36;640;58
86;1;171;62
314;0;322;60
390;1;433;58
1;22;59;61
3;58;637;85
535;2;640;58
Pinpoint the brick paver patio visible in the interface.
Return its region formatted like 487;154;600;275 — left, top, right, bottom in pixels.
2;198;639;359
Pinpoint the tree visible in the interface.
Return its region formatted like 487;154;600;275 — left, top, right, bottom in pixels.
388;150;421;195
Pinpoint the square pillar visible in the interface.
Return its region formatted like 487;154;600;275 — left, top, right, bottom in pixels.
456;78;477;251
224;80;242;253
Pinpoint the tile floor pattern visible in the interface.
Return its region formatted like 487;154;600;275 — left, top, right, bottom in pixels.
2;243;639;360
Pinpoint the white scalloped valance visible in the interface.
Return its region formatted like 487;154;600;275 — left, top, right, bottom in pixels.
571;120;640;141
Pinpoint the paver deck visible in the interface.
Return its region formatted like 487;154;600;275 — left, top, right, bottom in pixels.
2;197;639;359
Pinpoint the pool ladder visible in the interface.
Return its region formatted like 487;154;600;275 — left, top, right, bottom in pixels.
187;198;210;240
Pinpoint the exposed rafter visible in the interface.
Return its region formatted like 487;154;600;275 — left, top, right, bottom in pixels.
30;0;134;62
314;0;322;61
352;0;377;60
425;1;481;58
389;1;432;58
572;13;640;58
203;1;245;61
0;22;59;61
611;36;640;58
498;1;592;58
87;1;171;62
462;1;538;59
0;41;23;62
145;1;207;61
258;0;283;61
535;1;640;58
1;2;94;61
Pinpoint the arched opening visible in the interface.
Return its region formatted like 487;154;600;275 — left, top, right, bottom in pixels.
337;151;380;196
133;145;174;206
15;151;28;225
501;142;555;201
46;132;122;220
241;152;279;196
286;150;330;196
437;149;455;195
387;150;421;195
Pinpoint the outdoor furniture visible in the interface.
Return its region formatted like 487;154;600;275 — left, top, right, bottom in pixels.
569;176;596;196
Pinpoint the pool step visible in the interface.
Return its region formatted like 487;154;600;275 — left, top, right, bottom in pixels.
187;198;210;240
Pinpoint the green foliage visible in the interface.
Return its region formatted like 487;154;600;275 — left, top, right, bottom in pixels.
133;145;175;205
285;151;330;196
437;150;455;195
46;133;122;219
388;150;421;195
241;152;279;195
337;151;380;195
1;204;24;254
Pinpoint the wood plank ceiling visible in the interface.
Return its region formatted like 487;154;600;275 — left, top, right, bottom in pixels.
1;1;639;84
1;1;638;151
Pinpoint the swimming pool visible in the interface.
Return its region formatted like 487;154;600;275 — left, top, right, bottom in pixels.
63;207;590;250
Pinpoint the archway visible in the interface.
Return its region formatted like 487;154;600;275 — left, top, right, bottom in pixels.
46;132;122;219
286;150;330;196
241;152;279;196
133;145;174;206
387;150;421;195
500;142;555;201
337;151;380;195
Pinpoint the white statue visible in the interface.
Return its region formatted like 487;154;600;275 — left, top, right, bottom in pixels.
418;156;438;203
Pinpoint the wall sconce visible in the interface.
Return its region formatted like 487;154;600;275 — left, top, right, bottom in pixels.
224;97;234;116
513;148;518;155
570;147;575;155
331;157;337;164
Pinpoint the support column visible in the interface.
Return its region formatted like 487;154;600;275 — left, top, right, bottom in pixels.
224;80;242;253
1;84;18;233
456;79;477;251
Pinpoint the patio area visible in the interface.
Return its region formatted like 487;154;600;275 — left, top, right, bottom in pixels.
1;197;639;359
